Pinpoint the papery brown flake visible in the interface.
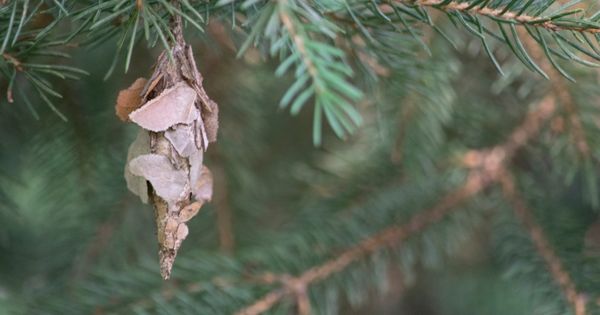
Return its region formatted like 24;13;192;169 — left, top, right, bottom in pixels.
204;100;219;143
192;166;213;202
121;38;219;280
165;124;197;157
129;82;198;132
124;130;151;203
129;153;189;204
178;201;203;222
115;78;147;121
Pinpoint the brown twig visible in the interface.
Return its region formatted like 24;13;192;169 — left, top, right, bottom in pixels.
499;172;587;315
392;0;600;34
169;0;185;46
236;180;480;315
519;29;591;157
278;0;319;89
212;165;235;252
3;52;22;102
2;53;22;71
235;95;556;315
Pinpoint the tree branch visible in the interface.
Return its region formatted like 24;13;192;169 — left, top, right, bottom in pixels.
393;0;600;34
519;29;591;158
235;95;556;315
278;0;319;87
499;172;587;315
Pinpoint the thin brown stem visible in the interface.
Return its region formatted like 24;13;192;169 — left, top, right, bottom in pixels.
394;0;600;34
169;0;185;46
213;165;235;252
2;53;22;71
519;29;591;157
235;96;556;315
278;0;319;90
235;175;484;315
499;173;587;315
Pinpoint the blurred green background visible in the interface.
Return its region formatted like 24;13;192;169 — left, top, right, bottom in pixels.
1;13;600;314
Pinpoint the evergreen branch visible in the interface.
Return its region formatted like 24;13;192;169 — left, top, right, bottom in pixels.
393;0;600;34
74;0;206;74
276;0;363;145
499;172;587;315
278;0;318;87
332;0;600;80
236;94;557;315
236;0;364;145
518;26;600;206
236;174;486;315
0;1;84;117
553;71;591;157
519;28;591;158
390;16;439;164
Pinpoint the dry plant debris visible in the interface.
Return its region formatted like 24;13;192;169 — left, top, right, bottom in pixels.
116;40;218;279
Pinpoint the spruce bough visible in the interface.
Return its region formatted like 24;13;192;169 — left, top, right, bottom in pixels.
1;1;600;314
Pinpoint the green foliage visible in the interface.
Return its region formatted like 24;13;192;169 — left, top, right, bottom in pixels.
2;0;600;314
6;0;600;143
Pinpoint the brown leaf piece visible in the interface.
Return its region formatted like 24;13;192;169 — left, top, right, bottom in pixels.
129;82;199;132
204;100;219;143
178;201;203;222
115;78;147;121
165;124;197;157
185;45;218;144
193;166;213;202
129;154;189;204
124;130;151;203
189;148;204;195
195;119;209;151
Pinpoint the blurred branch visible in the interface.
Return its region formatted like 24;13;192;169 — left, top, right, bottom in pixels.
499;172;587;315
519;29;591;158
212;165;235;253
236;95;556;315
236;175;484;315
391;13;439;164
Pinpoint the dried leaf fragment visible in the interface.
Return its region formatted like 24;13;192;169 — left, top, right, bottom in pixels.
122;42;219;280
129;154;189;204
188;149;204;197
165;124;197;157
175;224;189;245
143;72;164;101
178;202;202;222
204;100;219;143
129;82;198;132
193;166;213;202
116;78;147;121
124;130;151;203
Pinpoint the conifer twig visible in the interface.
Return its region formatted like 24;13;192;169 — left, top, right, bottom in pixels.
499;172;587;315
391;12;439;163
392;0;600;34
519;29;591;157
236;175;484;315
278;0;319;86
2;53;22;71
236;95;556;315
